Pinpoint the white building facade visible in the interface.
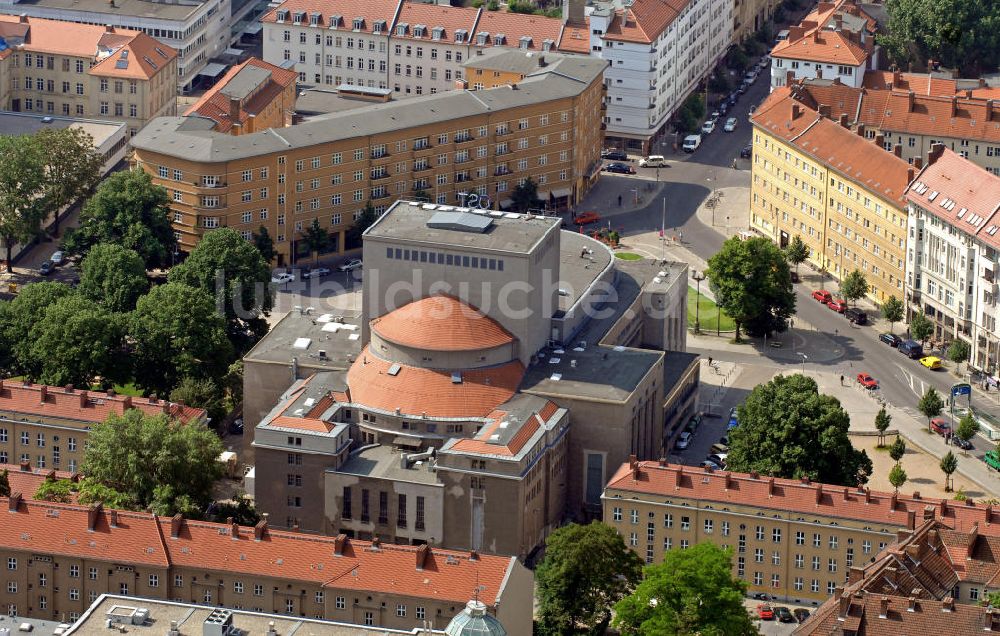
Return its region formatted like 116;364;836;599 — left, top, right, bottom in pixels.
589;0;733;154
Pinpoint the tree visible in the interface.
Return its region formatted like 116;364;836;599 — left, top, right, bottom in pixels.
208;492;261;526
874;407;892;448
988;590;1000;609
222;359;244;406
956;413;979;446
839;268;870;307
35;126;103;236
918;387;944;430
302;218;328;265
28;294;126;388
62;170;176;269
0;134;47;270
536;522;643;634
882;296;904;334
81;409;224;515
78;243;149;313
0;281;73;376
510;177;543;212
879;0;1000;77
910;311;934;344
940;450;958;492
252;226;277;264
784;235;809;277
677;93;706;134
0;469;9;497
168;228;272;354
346;201;378;249
129;282;234;396
706;236;796;341
726;374;872;486
170;377;225;426
948;339;971;375
889;463;908;494
889;436;907;463
34;478;76;503
613;543;757;636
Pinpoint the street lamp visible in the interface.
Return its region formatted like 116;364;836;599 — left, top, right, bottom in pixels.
692;271;706;334
799;352;808;374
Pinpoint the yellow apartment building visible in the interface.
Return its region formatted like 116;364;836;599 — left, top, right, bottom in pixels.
130;53;607;265
0;15;176;136
750;86;914;303
603;460;1000;605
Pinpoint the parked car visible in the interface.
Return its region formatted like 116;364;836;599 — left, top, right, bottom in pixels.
701;119;717;134
752;592;773;601
880;332;902;347
699;459;723;470
685;414;702;434
744;71;758;84
775;607;795;623
898;339;924;358
50;250;64;266
271;272;294;284
601;149;629;161
706;453;727;467
845;307;867;324
984;450;1000;470
793;608;812;623
723;117;738;132
826;299;848;313
920;356;943;370
740;144;753;158
39;260;53;276
728;407;739;428
574;211;602;225
737;81;750;94
953;436;974;450
682;134;702;152
604;162;636;174
639;155;668;168
757;604;775;620
301;267;331;279
856;373;878;389
718;100;731;116
812;289;833;303
790;271;800;283
228;418;244;435
675;431;692;450
930;417;951;436
338;258;363;272
710;442;729;455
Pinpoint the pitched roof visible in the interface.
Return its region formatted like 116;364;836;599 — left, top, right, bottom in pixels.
345;346;523;418
0;497;515;607
772;29;869;65
446;400;559;457
370;296;515;352
185;58;297;133
601;0;688;44
0;380;205;426
473;10;562;51
751;86;827;141
904;148;1000;251
392;3;478;42
260;0;403;35
606;461;1000;536
862;70;959;96
857;90;1000;145
0;15;174;79
556;18;590;54
0;463;77;502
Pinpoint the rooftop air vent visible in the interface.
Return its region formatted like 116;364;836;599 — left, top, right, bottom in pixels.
427;210;493;233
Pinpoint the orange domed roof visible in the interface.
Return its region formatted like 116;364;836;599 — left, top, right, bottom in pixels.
371;296;515;352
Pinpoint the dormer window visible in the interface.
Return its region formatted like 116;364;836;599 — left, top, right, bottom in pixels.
432;26;444;41
292;11;304;24
476;32;488;45
275;9;288;22
352;17;364;30
519;35;532;49
493;33;505;45
413;24;425;37
542;38;553;51
373;19;386;33
329;14;342;28
309;12;320;26
455;29;467;43
396;23;408;36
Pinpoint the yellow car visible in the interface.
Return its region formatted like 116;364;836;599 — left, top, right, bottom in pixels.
920;356;943;370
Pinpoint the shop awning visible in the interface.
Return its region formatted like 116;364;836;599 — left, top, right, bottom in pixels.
550;188;572;199
197;62;228;78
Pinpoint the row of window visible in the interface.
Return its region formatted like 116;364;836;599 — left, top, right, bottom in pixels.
0;430;78;450
340;487;426;530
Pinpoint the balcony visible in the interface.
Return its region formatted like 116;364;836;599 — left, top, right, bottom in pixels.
413;141;430;151
371;171;390;180
455;135;474;144
494;166;510;176
372;150;388;159
413;163;431;172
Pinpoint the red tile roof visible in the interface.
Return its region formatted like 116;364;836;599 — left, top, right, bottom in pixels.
0;497;515;607
606;461;1000;536
799;590;991;635
857;90;1000;145
904;148;1000;251
447;401;558;457
0;381;205;426
89;32;177;80
346;346;523;418
393;3;478;42
556;19;590;54
772;29;869;65
862;70;959;96
185;58;297;133
370;295;514;352
473;10;563;51
601;0;687;44
0;464;77;502
751;86;826;141
261;0;403;35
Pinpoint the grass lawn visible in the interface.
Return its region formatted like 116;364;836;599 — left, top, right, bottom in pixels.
687;287;736;332
89;381;144;397
614;252;643;261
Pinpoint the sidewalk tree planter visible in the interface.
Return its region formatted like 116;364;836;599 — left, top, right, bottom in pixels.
881;296;904;334
947;340;971;376
839;268;869;308
909;311;934;345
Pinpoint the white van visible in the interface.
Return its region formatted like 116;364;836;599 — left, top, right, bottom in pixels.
639;155;668;168
682;134;702;152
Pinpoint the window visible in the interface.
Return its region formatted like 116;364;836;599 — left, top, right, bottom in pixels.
149;575;158;588
336;596;346;610
829;536;838;549
254;584;264;596
795;554;804;568
681;516;690;531
722;521;730;536
971;588;981;601
664;513;672;528
813;533;821;548
416;496;425;530
89;567;98;580
315;591;324;604
69;588;79;601
69;565;78;577
175;575;183;587
704;519;714;534
754;548;764;563
630;509;638;524
756;526;764;541
796;531;805;545
7;558;15;570
396;605;406;617
812;556;820;571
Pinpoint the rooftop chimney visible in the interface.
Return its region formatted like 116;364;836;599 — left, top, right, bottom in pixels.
106;388;115;397
105;24;114;32
989;99;996;122
19;460;30;472
928;142;945;166
18;13;27;23
904;544;920;559
839;113;848;128
121;396;132;412
857;123;866;137
110;510;119;527
815;483;823;504
951;95;958;117
334;533;347;556
837;591;851;619
228;97;241;127
254;518;267;541
865;488;871;503
848;566;864;585
907;167;915;183
907;90;915;112
913;156;923;170
8;492;21;512
818;103;831;118
38;385;47;402
79;390;89;407
230;519;239;539
767;477;775;496
894;144;902;158
791;103;802;120
892;68;901;87
924;504;936;520
415;544;429;570
942;596;954;612
786;71;795;87
874;133;884;148
87;502;103;531
170;513;183;538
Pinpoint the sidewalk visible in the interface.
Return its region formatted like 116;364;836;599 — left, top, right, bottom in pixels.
575;176;666;217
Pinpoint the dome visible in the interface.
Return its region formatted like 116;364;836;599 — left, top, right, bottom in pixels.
370;296;514;352
444;600;507;636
